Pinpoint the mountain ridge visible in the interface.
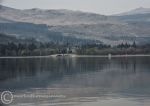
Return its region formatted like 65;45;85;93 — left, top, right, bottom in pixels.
0;5;109;26
116;7;150;16
0;5;150;45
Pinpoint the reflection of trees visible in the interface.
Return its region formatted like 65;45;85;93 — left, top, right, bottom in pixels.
0;57;150;91
0;57;107;89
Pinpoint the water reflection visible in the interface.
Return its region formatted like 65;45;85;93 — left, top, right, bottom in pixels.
0;57;150;105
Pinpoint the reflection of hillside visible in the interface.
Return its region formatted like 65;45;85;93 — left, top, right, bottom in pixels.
0;57;150;97
0;58;107;89
0;58;104;80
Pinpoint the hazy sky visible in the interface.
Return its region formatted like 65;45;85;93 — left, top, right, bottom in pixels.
1;0;150;15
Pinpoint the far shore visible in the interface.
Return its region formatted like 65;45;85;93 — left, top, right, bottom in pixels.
0;54;150;59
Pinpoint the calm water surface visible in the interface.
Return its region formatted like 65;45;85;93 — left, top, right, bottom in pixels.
0;57;150;106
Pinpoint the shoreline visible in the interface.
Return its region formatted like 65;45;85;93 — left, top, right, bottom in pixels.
75;54;150;58
0;54;150;59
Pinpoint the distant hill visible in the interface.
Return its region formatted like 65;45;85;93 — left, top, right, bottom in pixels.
0;5;150;45
0;17;14;23
113;13;150;22
0;33;19;44
0;23;100;45
0;33;33;44
0;5;109;26
116;7;150;16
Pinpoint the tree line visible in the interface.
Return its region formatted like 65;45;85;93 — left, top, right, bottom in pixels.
0;42;62;56
0;41;150;56
76;42;150;55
